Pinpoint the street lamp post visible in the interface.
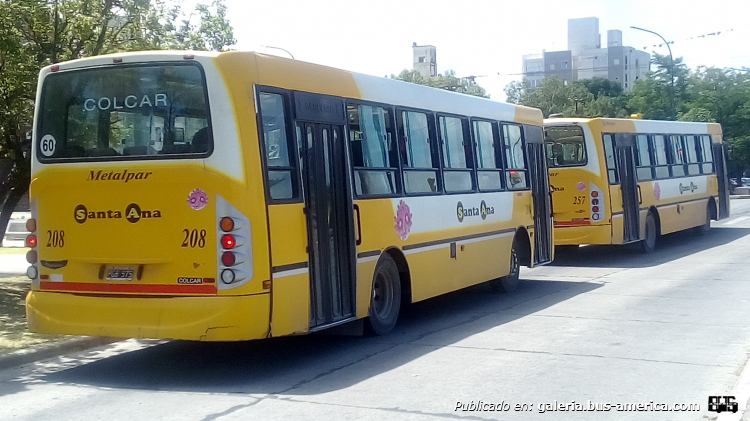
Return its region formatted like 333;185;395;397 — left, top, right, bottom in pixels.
630;26;675;121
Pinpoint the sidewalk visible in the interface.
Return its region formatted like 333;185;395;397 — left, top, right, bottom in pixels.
0;248;120;369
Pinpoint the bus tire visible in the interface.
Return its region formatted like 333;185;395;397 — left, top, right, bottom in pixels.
695;204;712;236
640;212;657;253
365;254;401;336
490;240;520;293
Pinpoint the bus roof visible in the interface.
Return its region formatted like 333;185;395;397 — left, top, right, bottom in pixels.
543;117;722;138
40;50;543;127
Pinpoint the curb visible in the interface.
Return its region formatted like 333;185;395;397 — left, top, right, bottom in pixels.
0;336;121;370
730;195;750;200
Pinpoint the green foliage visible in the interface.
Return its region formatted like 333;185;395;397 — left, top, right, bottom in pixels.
0;0;235;243
625;53;690;120
391;69;488;98
508;76;627;118
581;77;623;99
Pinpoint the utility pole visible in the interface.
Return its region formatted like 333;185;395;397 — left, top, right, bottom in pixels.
631;26;675;121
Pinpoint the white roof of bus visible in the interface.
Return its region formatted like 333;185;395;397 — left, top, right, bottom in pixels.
42;50;541;126
544;117;719;135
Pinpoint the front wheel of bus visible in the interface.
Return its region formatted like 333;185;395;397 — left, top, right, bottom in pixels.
640;212;657;253
491;240;520;293
366;254;401;336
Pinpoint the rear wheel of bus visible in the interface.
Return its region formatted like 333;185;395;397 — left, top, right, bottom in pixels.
365;254;401;336
640;212;658;253
695;203;712;236
490;239;520;293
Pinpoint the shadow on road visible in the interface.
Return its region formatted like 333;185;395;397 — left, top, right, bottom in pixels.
31;278;600;396
551;226;750;269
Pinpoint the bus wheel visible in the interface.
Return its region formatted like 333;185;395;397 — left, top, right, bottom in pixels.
640;212;657;253
695;204;712;236
491;240;520;293
365;254;401;336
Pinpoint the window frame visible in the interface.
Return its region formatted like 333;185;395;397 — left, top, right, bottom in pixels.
396;106;443;196
500;122;530;191
256;86;302;204
634;133;654;181
37;61;214;163
346;99;402;198
471;118;505;192
437;112;475;194
650;134;671;179
601;133;619;184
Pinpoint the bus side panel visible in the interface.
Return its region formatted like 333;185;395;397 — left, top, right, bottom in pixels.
268;203;310;336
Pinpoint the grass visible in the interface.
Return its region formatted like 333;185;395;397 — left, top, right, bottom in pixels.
0;276;65;355
0;247;29;254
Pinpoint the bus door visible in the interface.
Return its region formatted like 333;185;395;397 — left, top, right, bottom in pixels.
524;125;553;264
713;143;729;219
614;134;640;242
294;92;356;329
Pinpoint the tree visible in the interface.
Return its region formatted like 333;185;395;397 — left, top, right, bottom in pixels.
391;69;488;98
503;80;527;104
0;0;235;245
505;76;627;118
580;77;623;99
626;53;689;120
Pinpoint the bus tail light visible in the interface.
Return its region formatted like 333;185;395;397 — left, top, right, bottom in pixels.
26;216;38;280
220;269;235;284
221;234;236;249
215;195;253;290
589;183;604;222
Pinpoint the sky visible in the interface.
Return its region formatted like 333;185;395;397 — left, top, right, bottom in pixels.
213;0;748;101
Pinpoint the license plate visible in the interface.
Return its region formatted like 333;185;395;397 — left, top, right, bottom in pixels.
106;266;134;281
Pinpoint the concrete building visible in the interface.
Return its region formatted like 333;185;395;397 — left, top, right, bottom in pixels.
412;43;437;77
522;17;650;92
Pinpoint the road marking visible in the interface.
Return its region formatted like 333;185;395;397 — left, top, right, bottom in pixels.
723;216;749;225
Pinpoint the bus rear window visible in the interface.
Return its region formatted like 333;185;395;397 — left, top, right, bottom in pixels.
37;63;211;161
545;125;587;167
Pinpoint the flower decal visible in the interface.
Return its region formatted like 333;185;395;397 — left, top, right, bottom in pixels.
394;200;413;240
187;188;209;210
654;182;661;201
576;181;586;191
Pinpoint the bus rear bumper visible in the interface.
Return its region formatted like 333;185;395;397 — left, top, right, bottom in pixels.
26;291;271;341
554;224;612;245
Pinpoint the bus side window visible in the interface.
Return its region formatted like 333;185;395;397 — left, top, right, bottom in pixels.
652;135;670;179
398;110;440;194
699;135;714;173
259;92;298;201
439;115;474;193
635;134;653;181
347;103;399;196
501;124;528;190
473;120;503;191
602;134;618;184
669;135;686;177
684;135;701;175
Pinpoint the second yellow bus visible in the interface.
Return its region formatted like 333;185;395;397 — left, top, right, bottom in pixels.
544;117;729;252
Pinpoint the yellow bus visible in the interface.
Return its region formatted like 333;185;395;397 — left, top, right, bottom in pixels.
25;51;553;341
544;117;729;252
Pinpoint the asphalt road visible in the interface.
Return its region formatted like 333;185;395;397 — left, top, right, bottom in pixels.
2;199;750;420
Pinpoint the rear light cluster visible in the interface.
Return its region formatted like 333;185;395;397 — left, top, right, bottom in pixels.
215;195;253;289
589;183;604;222
25;218;38;279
